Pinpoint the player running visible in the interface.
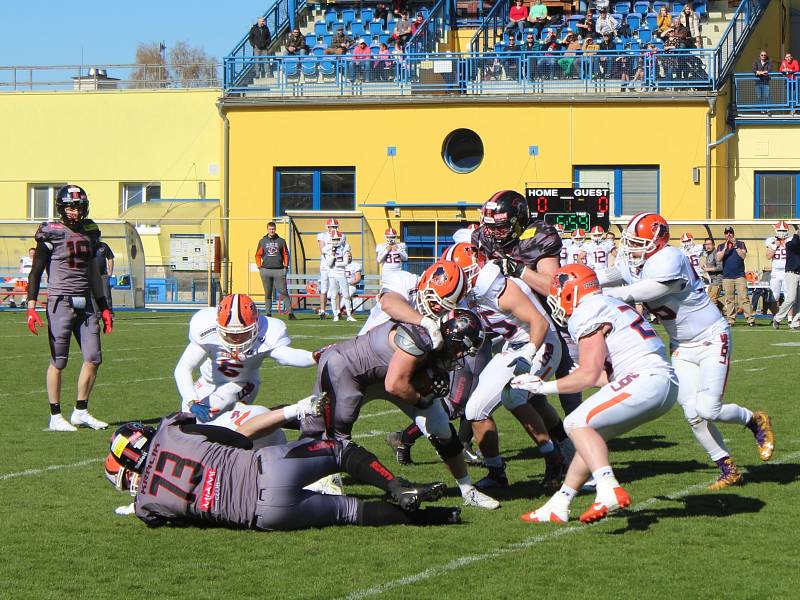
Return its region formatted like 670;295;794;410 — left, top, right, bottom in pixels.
174;293;316;441
601;213;775;490
26;185;113;432
104;398;459;531
376;227;408;279
512;264;678;523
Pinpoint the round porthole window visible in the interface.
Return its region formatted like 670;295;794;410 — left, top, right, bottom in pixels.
442;129;484;174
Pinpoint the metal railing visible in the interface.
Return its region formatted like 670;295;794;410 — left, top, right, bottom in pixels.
469;0;510;54
732;73;799;115
406;0;447;54
224;49;715;97
0;63;220;92
709;0;766;84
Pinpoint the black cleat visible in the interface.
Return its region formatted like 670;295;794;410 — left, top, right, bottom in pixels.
388;479;446;511
288;313;297;320
385;431;414;465
409;506;462;526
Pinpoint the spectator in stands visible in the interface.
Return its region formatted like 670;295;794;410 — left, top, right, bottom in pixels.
661;18;690;49
558;32;582;78
779;52;799;80
522;32;540;81
773;225;800;330
656;5;672;36
753;50;772;107
256;222;295;319
595;7;619;38
703;237;723;309
576;10;596;39
326;27;353;55
249;16;273;77
19;247;35;276
285;27;310;56
506;0;529;37
352;39;372;82
411;12;426;36
614;44;634;91
527;0;550;37
373;42;393;81
393;0;408;16
375;3;390;31
593;32;613;80
716;226;755;327
394;12;413;48
538;28;560;79
503;36;521;79
678;4;702;49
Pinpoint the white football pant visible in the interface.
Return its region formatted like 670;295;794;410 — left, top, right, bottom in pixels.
327;273;352;314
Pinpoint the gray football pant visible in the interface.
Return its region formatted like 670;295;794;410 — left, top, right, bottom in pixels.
253;437;359;531
46;295;102;369
101;275;113;311
259;268;291;313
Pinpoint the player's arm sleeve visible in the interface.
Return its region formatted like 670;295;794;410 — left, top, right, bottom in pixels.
596;265;625;287
174;342;207;404
269;345;316;367
281;239;289;268
26;241;51;302
255;242;264;268
375;244;388;263
179;423;254;449
87;250;108;310
378;290;423;325
603;278;683;304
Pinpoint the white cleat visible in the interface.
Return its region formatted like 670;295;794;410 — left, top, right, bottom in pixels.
304;473;344;495
70;409;108;430
520;499;570;523
462;486;500;510
114;503;135;516
346;315;357;322
332;314;340;322
48;414;77;432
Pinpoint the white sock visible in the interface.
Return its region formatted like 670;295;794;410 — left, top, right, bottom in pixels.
484;455;504;469
539;440;555;455
553;484;578;506
591;466;619;492
717;404;752;426
456;475;474;495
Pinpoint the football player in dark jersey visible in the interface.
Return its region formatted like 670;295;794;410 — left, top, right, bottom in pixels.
26;185;113;432
105;396;460;530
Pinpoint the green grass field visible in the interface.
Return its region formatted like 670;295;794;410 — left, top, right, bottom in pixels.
1;310;799;600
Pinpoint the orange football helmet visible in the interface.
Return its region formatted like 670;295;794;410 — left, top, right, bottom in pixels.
620;212;670;269
589;225;605;242
441;242;486;289
415;260;467;319
104;452;140;496
385;227;398;242
547;264;601;327
571;228;586;244
217;293;260;354
326;217;339;229
774;220;789;239
680;232;694;250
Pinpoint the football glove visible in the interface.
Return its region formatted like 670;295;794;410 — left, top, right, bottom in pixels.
293;393;329;419
101;309;114;334
420;316;444;350
27;308;43;335
189;402;213;423
494;255;525;278
510;374;545;394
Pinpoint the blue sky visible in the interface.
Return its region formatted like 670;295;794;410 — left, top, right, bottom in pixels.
0;1;269;66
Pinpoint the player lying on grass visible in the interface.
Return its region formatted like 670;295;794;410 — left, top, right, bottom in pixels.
512;264;679;523
104;395;460;530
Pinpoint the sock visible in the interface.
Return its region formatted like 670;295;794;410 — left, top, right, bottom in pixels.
538;440;555;455
554;484;578;506
50;403;61;416
745;414;758;434
401;424;423;445
456;475;473;495
358;501;411;526
717;404;752;426
75;400;88;411
714;455;732;469
591;466;619;491
341;444;396;493
548;421;568;443
457;417;474;445
484;455;504;469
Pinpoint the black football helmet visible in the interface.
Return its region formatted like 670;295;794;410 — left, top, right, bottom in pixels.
480;190;529;247
109;422;156;473
56;184;90;226
438;309;485;369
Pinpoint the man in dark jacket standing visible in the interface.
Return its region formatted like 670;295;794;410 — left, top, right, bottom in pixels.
753;50;771;108
249;16;272;77
773;224;800;330
716;226;755;326
256;222;295;319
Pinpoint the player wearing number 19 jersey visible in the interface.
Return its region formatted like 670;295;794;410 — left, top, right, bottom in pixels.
602;213;775;490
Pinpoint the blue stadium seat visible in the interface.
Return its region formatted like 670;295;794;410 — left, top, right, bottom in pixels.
325;11;341;30
283;57;300;81
420;8;429;20
652;1;669;13
613;2;631;15
320;58;337;78
567;16;583;34
315;21;328;37
312;45;326;56
379;33;391;45
673;2;685;15
626;13;642;30
694;1;707;17
633;1;650;15
369;21;384;37
306;34;318;48
612;13;624;26
301;57;318;78
323;34;333;48
637;28;653;43
342;9;357;29
361;8;374;23
646;12;658;30
350;21;366;38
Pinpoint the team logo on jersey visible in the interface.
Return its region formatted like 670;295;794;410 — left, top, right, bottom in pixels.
199;468;218;511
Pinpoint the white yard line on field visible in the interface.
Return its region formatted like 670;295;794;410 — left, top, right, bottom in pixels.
341;449;800;600
0;458;103;482
0;344;186;361
731;351;800;364
0;376;173;398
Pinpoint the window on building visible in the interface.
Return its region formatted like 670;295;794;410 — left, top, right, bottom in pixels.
28;184;66;221
755;172;799;219
574;167;659;217
402;221;468;275
275;168;356;216
120;183;161;213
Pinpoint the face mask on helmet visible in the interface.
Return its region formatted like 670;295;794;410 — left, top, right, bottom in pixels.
439;309;485;370
415;262;466;320
104;453;141;496
56;185;90;227
775;222;789;239
109;422;156;473
681;234;694;250
619;213;669;270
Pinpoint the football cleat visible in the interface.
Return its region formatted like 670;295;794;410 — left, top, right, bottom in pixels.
475;466;509;490
388;479;446;511
295;394;329;420
462;443;484;466
304;473;344;496
70;409;108;430
751;411;775;461
346;315;357;322
542;449;567;493
772;319;780;330
521;499;569;523
579;486;631;523
462;486;501;510
708;457;744;491
332;314;340;322
48;413;77;432
385;431;414;465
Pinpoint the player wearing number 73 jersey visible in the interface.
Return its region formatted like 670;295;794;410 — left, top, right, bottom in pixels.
601;213;775;490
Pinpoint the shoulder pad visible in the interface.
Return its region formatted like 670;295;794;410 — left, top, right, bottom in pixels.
34;221;66;242
189;307;219;344
394;324;433;356
516;221;562;265
257;316;291;351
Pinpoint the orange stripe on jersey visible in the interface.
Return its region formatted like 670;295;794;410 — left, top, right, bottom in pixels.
586;392;631;424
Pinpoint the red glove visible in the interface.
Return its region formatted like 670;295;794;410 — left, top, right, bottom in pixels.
101;309;114;334
27;308;43;335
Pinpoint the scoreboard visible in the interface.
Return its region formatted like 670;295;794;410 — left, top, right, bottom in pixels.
525;187;611;232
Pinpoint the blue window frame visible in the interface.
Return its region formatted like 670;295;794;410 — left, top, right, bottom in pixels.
275;167;355;216
754;172;800;219
573;166;659;217
402;221;467;275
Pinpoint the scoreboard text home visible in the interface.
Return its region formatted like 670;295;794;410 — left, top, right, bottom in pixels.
525;187;611;232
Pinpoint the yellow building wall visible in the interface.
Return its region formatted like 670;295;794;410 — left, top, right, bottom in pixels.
0;88;221;264
225;100;723;289
734;0;792;71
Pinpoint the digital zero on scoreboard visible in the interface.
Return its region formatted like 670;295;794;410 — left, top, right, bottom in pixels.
525;187;611;232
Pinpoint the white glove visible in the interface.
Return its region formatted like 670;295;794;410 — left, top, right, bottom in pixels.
420;316;444;350
510;373;545;394
290;394;329;420
114;503;135;516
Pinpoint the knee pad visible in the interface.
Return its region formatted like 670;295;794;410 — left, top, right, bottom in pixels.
695;395;722;422
429;423;462;461
501;385;528;411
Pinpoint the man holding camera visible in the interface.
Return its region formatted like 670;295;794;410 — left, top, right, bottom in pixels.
716;226;755;327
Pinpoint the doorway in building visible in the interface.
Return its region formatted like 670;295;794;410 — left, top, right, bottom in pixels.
402;221;469;275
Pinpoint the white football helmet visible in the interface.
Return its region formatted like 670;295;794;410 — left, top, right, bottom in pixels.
680;232;694;250
774;220;789;239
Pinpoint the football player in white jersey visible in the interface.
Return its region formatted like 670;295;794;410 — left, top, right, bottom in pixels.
323;232;355;322
512;264;678;523
452;223;479;244
581;225;615;271
317;218;347;319
601;213;775;490
566;229;586;265
376;228;408;279
680;232;706;281
341;251;363;313
174;294;317;445
767;220;790;326
556;224;571;267
417;251;567;492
